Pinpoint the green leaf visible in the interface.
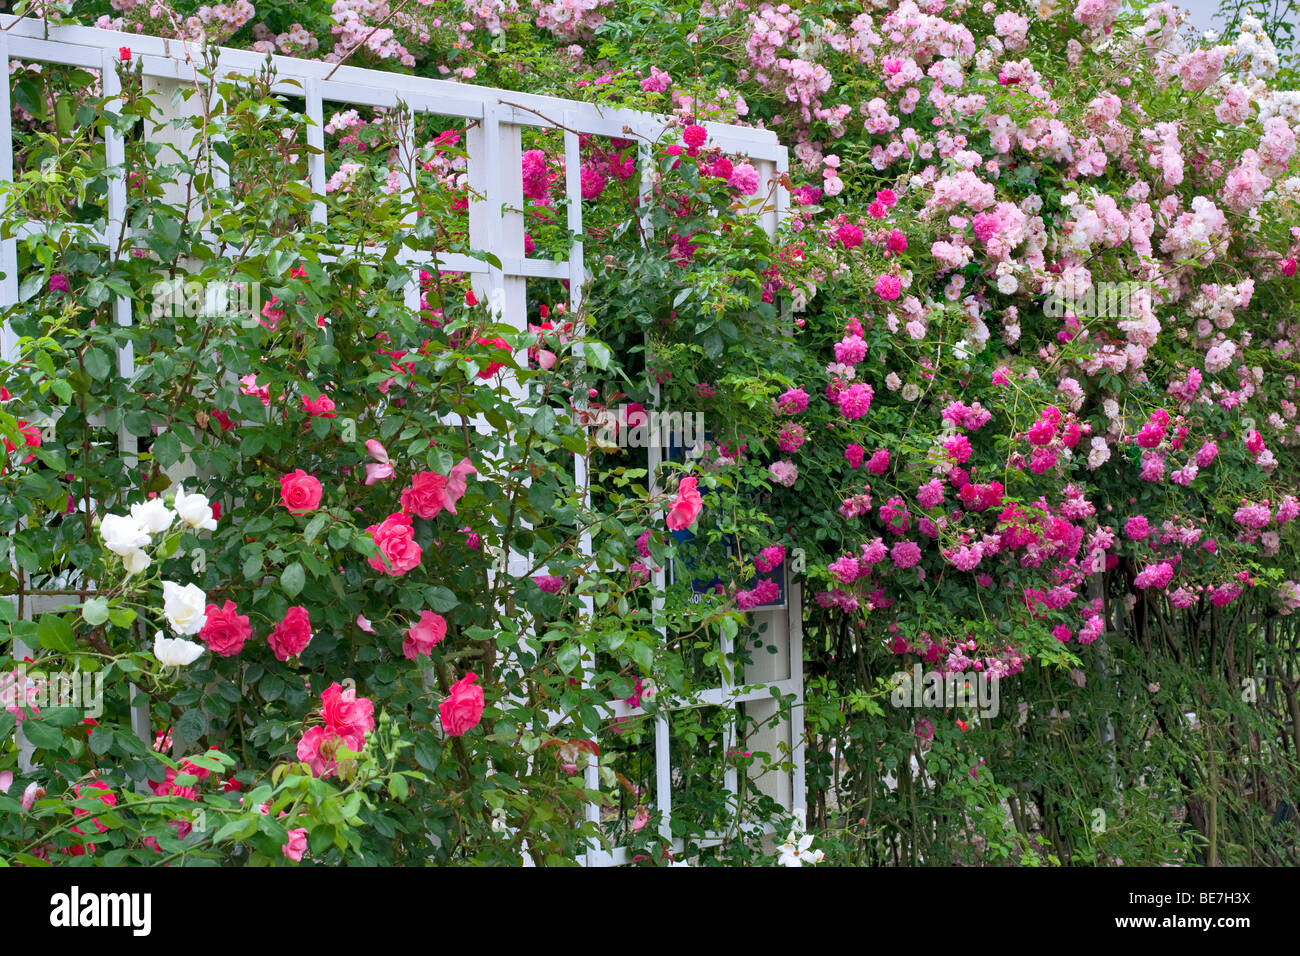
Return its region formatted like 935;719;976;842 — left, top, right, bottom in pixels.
281;562;305;598
20;719;64;751
556;642;581;675
36;613;76;653
422;586;458;613
108;606;137;628
531;406;556;436
81;597;110;627
152;431;183;467
303;514;328;544
174;708;207;743
88;726;114;755
83;347;112;381
583;341;612;370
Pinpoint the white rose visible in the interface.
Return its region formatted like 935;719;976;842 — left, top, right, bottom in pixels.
100;514;151;557
162;581;207;636
153;631;205;668
122;548;151;576
130;498;174;535
902;383;921;402
173;485;218;532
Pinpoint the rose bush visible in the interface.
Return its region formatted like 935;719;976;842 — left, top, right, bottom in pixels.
2;0;1300;866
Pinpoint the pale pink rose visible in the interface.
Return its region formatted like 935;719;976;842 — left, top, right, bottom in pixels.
364;440;395;485
444;458;477;514
404;610;447;661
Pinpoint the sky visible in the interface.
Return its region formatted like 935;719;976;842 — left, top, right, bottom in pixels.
1170;0;1300;34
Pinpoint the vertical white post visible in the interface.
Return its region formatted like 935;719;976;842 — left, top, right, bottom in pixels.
104;48;151;751
305;80;326;225
0;35;32;774
0;34;18;364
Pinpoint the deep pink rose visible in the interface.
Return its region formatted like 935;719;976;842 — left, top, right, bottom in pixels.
404;610;447;661
440;673;485;737
268;605;312;661
199;600;252;657
302;393;337;418
321;682;375;750
666;476;703;531
280;470;322;514
401;471;448;519
367;511;423;576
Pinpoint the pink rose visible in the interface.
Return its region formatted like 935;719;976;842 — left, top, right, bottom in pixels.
199;600;252;657
268;605;313;661
367;511;423;576
666;476;703;531
321;682;375;750
401;471;448;519
440;672;485;737
403;610;447;661
282;827;308;862
364;440;394;485
296;725;342;778
301;393;337;418
444;458;477;514
280;470;322;514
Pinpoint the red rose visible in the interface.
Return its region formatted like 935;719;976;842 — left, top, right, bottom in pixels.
439;672;484;737
400;471;448;519
367;511;422;576
268;605;312;661
280;470;322;514
199;600;252;657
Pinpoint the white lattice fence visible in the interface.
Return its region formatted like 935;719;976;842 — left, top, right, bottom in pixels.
0;14;800;865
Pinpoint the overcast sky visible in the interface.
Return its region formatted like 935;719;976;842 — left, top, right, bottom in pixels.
1171;0;1300;33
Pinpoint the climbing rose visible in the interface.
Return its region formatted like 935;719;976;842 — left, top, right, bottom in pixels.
768;461;798;486
368;511;423;576
280;470;322;514
683;124;707;148
874;274;902;300
301;393;337;418
666;476;703;531
199;601;252;657
268;606;312;661
839;383;874;420
283;828;308;862
776;387;809;414
440;673;485;737
401;471;448;519
321;682;375;750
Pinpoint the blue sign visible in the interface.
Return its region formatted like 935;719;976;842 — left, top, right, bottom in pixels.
664;430;786;609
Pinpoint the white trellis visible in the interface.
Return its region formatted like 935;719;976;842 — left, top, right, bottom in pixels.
0;14;801;865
